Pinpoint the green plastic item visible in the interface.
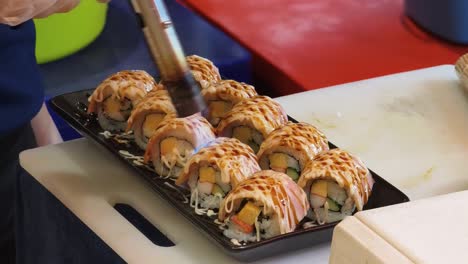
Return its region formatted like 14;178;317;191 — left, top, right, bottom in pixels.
34;0;108;64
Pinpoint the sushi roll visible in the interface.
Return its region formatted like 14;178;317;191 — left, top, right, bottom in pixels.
186;55;221;89
257;122;329;182
176;137;261;212
297;149;374;225
202;80;258;126
217;96;288;153
88;70;158;131
126;89;177;150
144;114;216;179
219;170;309;242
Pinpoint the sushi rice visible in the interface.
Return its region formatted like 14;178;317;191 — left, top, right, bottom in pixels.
223;213;281;242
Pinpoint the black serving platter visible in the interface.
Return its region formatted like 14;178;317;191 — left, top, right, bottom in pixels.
50;89;410;262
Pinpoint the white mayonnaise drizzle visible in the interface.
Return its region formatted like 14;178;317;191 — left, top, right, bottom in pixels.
190;188;208;216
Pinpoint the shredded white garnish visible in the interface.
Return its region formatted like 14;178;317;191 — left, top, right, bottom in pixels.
118;150;132;156
214;219;225;225
324;200;329;223
114;138;129;144
133;161;155;172
314;208;326;225
303;221;318;229
255;215;260;242
160;148;192;178
99;131;133;144
117;131;134;139
100;131;113;138
119;150;143;161
190;188;208;215
163;182;189;203
159;157;175;178
207;210;217;217
214;219;228;230
230;239;241;246
118;150;156;173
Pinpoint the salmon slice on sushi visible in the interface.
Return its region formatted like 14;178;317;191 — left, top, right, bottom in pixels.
257;122;329;182
219;170;309;242
201;80;257;126
185;55;221;89
217;96;288;153
87;70;159;131
176;137;260;212
126;89;177;150
144;114;215;179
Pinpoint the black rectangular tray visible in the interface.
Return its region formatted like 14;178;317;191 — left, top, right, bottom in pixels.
50;89;410;262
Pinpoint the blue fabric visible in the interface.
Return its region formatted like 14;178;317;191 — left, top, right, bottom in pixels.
0;21;44;135
0;124;36;264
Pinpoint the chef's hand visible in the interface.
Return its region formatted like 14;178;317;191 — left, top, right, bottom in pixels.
0;0;110;27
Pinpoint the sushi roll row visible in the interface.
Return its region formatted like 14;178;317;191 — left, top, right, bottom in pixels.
85;55;374;244
210;149;373;243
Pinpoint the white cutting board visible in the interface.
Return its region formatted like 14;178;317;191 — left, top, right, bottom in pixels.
20;65;468;263
278;64;468;200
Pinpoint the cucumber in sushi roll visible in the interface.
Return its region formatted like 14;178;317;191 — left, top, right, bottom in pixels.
257;122;329;182
297;149;374;225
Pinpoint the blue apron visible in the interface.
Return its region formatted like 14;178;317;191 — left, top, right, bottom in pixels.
0;21;44;135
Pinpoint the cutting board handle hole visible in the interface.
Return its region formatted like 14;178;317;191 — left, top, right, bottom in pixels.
114;203;175;247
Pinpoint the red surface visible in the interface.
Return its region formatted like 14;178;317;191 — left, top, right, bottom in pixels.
180;0;468;95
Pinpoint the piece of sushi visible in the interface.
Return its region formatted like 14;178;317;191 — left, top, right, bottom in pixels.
186;55;221;89
87;70;159;131
144;114;216;179
176;137;261;212
297;149;374;225
219;170;309;242
126;89;177;150
202;80;258;126
217;96;288;153
257;122;329;182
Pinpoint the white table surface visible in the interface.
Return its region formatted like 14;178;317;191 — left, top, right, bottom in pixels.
20;65;468;263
